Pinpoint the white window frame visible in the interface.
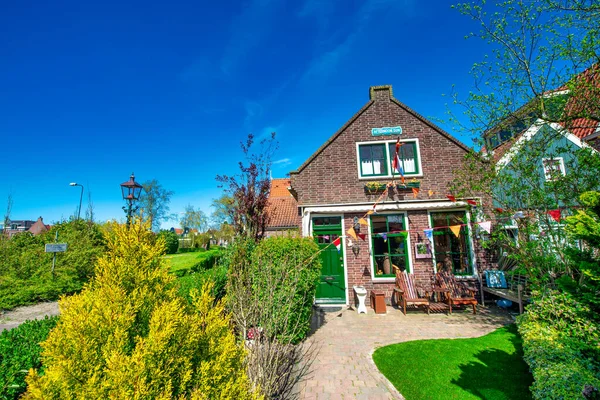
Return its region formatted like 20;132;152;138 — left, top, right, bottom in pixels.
542;157;565;181
355;139;423;180
367;212;413;282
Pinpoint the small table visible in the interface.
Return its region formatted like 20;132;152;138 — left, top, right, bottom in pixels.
370;290;387;314
353;286;368;314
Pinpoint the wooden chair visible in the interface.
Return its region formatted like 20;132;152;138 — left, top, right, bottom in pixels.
434;271;478;314
393;267;430;315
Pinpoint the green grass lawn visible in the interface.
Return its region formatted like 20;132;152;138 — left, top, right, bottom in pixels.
161;251;204;274
373;324;533;400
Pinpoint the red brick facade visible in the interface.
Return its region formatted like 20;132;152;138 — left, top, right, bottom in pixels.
290;86;490;306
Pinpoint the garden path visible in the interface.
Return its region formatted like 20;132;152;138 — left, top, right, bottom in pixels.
0;301;59;332
299;305;513;399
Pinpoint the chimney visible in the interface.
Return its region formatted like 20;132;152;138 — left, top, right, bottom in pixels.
369;85;393;101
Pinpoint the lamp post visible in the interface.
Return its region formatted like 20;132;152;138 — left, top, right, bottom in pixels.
69;182;84;220
120;173;143;227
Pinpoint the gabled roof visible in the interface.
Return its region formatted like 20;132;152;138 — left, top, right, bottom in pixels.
291;85;470;175
265;178;301;229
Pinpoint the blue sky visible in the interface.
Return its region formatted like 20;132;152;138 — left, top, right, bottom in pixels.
0;0;488;228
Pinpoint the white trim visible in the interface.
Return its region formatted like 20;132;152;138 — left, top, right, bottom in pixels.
367;211;413;282
542;157;566;181
303;200;469;214
355;138;423;180
496;119;598;170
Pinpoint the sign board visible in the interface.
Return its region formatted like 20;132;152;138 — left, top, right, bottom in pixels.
371;126;402;136
45;243;67;253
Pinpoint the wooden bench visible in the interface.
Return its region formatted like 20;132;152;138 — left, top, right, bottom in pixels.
479;271;531;314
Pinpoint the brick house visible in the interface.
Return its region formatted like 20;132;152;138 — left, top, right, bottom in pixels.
290;85;488;306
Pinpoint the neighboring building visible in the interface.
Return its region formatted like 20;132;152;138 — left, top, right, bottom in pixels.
28;216;50;235
290;85;488;306
264;178;301;237
3;219;36;238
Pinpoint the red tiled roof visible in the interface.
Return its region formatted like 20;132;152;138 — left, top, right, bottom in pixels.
265;178;301;229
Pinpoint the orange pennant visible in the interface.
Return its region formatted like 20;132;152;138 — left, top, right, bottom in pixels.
449;225;461;237
428;190;434;197
412;187;420;198
358;218;368;226
366;210;374;215
347;227;358;240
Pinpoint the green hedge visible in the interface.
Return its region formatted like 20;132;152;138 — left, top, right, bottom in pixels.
518;290;600;399
177;265;227;304
0;316;58;400
170;249;223;277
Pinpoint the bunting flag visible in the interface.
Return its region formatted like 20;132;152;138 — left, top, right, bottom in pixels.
513;211;525;219
332;237;342;252
478;221;491;234
450;225;461;237
401;172;405;185
346;227;358;240
495;207;505;213
412;187;420;198
391;138;402;173
357;233;366;241
381;233;387;242
366;210;374;215
447;195;456;202
548;209;561;222
466;199;477;206
428;189;434;197
358;218;368;226
424;228;433;242
322;235;330;241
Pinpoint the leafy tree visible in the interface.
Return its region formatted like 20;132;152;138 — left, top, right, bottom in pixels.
24;219;259;399
137;179;174;232
216;133;277;241
450;0;599;142
157;229;179;254
211;195;236;227
180;204;208;232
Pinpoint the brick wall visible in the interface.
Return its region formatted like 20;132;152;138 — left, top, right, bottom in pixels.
291;86;471;206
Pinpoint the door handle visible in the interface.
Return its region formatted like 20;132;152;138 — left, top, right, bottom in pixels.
324;276;335;281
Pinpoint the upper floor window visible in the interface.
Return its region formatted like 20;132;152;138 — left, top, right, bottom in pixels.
542;157;565;181
356;140;421;179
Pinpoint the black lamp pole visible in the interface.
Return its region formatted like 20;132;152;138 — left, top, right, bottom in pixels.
120;173;143;227
69;183;84;220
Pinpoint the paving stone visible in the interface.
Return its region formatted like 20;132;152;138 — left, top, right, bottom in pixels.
297;305;512;399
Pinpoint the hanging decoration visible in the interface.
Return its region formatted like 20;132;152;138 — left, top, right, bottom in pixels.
357;233;366;241
466;199;478;206
424;228;433;242
548;209;561;222
447;195;456;202
322;235;329;241
513;211;525;219
495;207;505;213
412;187;420;198
358;218;368;226
478;221;491;234
332;237;342;252
428;189;434;197
346;227;358;240
450;225;461;237
381;233;388;242
366;210;374;215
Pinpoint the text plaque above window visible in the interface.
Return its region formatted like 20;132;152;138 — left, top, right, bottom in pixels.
371;126;402;136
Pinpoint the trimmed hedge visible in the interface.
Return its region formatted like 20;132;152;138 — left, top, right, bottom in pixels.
518;290;600;399
0;316;58;400
177;265;227;303
170;249;223;277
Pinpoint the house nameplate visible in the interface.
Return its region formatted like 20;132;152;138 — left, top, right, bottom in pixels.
371;126;402;136
45;243;67;253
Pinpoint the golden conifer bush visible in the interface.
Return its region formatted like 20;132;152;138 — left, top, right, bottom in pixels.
24;219;259;399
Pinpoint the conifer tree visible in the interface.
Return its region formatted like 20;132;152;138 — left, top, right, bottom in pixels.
24;219;259;400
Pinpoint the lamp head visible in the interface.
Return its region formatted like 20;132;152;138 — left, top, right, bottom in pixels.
70;182;77;186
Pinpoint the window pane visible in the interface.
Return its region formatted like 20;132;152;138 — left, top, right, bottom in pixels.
362;160;374;175
387;215;404;233
371;216;387;233
431;211;472;275
388;236;405;254
401;144;416;173
359;144;387;176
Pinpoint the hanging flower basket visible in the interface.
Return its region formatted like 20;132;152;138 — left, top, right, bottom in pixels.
364;182;389;194
396;179;421;189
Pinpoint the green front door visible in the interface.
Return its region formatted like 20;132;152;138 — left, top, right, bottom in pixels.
313;217;346;303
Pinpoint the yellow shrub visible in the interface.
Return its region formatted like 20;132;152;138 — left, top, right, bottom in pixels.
24;219;259;400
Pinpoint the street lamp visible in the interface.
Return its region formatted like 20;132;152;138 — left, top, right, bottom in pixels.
69;182;84;220
120;173;143;227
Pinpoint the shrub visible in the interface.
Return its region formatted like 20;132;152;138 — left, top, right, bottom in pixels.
0;220;106;310
518;290;600;399
23;219;259;399
0;316;58;400
226;236;321;399
157;230;179;254
178;265;227;303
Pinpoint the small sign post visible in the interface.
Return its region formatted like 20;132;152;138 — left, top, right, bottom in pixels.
45;230;66;279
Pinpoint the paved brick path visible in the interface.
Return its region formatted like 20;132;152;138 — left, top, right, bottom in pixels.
297;305;513;399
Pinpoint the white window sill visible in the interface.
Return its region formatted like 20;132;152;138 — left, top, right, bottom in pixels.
372;278;395;283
